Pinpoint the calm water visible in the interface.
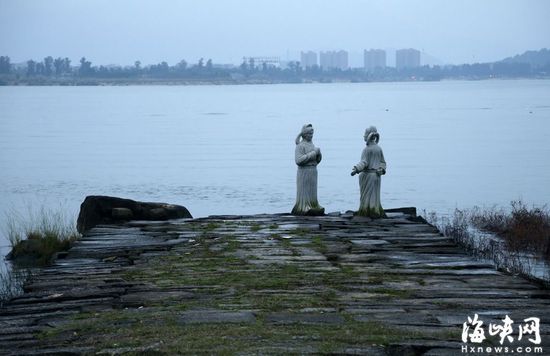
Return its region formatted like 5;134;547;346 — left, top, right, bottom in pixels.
1;80;550;261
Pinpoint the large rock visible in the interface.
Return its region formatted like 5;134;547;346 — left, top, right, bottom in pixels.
76;196;192;233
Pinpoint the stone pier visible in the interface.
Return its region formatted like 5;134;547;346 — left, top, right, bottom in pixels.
1;209;548;355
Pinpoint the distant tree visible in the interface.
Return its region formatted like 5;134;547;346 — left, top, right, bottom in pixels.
176;59;187;71
206;59;213;71
54;57;64;76
35;62;45;75
248;58;255;71
149;61;169;76
492;62;531;77
0;56;11;74
63;58;71;74
198;58;204;68
26;60;36;76
97;65;119;77
239;60;248;72
306;64;321;75
287;61;297;72
262;62;267;72
134;60;141;71
43;56;53;76
174;59;187;76
79;57;93;76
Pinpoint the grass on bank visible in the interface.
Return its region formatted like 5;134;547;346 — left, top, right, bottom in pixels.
470;200;550;259
0;267;32;306
1;206;78;302
4;206;80;266
427;200;550;283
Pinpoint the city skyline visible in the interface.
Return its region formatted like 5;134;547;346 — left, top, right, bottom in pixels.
6;48;550;73
5;48;438;69
1;0;549;67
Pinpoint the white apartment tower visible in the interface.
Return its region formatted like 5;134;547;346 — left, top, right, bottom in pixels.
319;50;349;70
300;51;318;68
396;49;421;70
364;49;386;72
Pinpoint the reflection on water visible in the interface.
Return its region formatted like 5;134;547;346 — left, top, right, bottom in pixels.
1;80;550;262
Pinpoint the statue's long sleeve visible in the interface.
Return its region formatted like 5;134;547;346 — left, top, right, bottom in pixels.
295;144;317;166
354;148;369;172
380;150;386;171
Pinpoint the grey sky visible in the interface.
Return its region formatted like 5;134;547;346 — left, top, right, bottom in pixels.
1;0;549;66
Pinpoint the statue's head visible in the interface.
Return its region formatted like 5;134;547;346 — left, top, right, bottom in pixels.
302;124;314;140
364;126;380;144
296;124;314;144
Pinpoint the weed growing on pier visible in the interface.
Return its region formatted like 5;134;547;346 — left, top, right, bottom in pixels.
426;200;550;284
4;206;79;266
45;310;433;354
249;223;262;232
471;201;550;260
309;235;328;254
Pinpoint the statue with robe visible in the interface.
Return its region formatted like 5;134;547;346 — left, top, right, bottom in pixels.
292;124;324;216
351;126;387;218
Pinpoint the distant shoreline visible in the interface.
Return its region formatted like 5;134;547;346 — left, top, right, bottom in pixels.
1;76;549;86
2;48;548;87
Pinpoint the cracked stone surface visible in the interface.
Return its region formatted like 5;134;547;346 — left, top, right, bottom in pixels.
1;210;549;355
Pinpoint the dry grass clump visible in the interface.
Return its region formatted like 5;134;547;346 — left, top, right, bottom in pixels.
426;201;550;284
469;201;550;260
1;205;78;304
4;206;79;266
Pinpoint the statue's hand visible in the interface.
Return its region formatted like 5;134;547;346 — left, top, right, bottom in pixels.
351;167;358;176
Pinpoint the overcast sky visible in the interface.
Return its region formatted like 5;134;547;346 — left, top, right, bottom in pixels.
1;0;549;66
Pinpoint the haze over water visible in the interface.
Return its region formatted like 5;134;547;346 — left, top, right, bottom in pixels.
2;1;549;66
1;79;550;260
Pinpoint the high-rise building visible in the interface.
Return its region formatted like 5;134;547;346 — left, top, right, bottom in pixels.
319;50;348;70
396;49;421;70
300;51;317;68
319;51;333;70
335;50;348;70
364;49;386;72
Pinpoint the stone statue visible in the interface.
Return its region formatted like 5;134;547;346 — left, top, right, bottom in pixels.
292;124;325;216
351;126;387;218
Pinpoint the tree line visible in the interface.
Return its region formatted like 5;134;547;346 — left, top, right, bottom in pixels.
0;54;548;83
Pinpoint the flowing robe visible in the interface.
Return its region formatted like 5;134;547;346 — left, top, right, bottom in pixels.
355;143;386;218
292;141;323;215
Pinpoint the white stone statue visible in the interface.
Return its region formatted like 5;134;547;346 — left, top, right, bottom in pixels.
292;124;325;216
351;126;387;218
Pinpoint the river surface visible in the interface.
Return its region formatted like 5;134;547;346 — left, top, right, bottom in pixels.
1;80;550;263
